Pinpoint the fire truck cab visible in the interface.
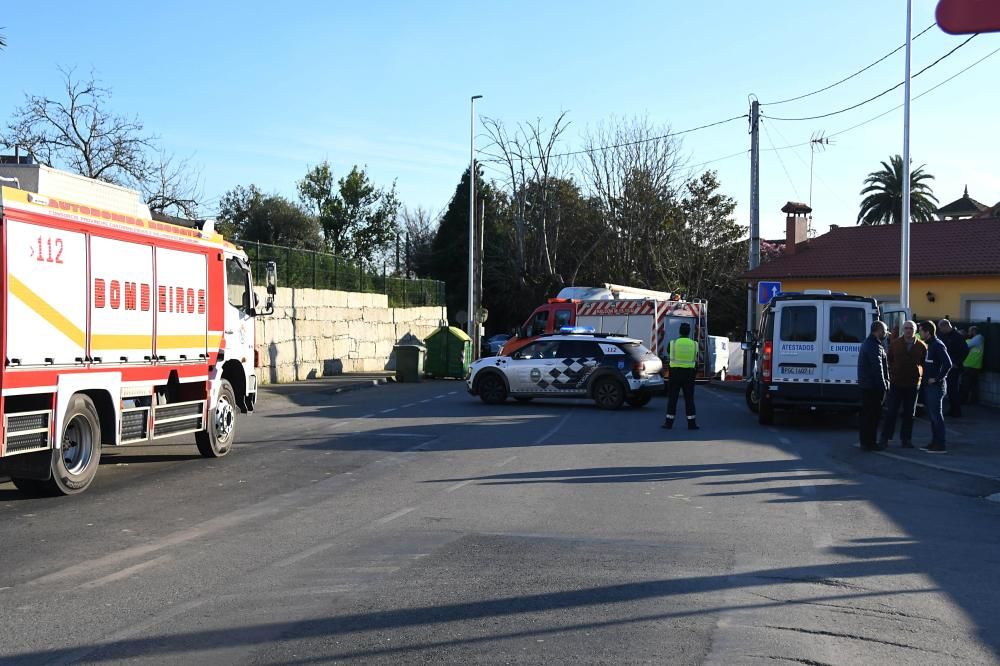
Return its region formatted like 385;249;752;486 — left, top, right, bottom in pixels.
0;163;275;496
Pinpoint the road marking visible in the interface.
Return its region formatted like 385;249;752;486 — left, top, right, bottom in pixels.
444;479;474;493
274;542;338;568
379;408;397;414
373;507;416;525
434;394;447;399
419;399;432;404
375;433;426;438
533;412;572;445
778;436;792;445
497;455;518;467
401;403;416;408
448;391;457;395
80;555;172;590
360;414;375;419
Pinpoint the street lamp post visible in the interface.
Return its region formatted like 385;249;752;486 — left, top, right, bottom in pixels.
468;94;482;357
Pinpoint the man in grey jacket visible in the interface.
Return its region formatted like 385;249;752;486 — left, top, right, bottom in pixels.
857;320;890;451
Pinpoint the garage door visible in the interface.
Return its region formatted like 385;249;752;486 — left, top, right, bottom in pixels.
969;300;1000;321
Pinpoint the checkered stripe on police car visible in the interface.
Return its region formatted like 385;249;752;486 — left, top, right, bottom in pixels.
536;357;597;390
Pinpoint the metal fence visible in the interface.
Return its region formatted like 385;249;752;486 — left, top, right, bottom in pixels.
238;239;446;308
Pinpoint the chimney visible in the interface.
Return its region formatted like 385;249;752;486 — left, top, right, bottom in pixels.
781;201;812;255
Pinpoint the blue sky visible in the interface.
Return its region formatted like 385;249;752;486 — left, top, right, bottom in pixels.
2;1;998;241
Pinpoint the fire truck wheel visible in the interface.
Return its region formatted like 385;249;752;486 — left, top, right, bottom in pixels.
37;394;103;496
197;380;237;458
592;377;626;410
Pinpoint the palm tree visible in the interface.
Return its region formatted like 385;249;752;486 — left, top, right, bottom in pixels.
857;155;938;225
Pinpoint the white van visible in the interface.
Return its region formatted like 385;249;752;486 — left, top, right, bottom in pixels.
745;291;881;425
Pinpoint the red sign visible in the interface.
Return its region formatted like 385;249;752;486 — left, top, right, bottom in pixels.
937;0;1000;34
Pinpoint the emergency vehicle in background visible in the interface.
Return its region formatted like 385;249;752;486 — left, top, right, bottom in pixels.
0;163;276;496
502;283;712;379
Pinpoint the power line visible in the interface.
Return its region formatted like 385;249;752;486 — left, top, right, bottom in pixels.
764;33;979;121
761;120;800;200
477;114;747;164
762;23;935;106
761;42;1000;151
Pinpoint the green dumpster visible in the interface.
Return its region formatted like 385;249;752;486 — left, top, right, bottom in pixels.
423;326;472;379
394;344;426;383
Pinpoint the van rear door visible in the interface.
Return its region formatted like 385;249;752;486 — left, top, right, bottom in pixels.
772;301;822;384
821;303;870;391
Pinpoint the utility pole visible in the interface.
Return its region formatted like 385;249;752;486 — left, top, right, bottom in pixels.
468;94;483;346
746;98;760;369
901;0;913;312
476;198;486;354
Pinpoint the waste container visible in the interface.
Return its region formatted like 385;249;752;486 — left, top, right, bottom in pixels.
393;344;426;383
423;326;472;379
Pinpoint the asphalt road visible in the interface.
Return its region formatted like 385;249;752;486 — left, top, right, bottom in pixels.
1;381;999;665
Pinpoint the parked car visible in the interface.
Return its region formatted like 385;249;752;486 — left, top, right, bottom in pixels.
481;333;512;357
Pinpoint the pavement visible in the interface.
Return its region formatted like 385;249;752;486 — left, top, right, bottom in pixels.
712;379;1000;498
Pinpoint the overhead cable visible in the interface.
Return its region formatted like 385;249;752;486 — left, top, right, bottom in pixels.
762;23;935;106
765;33;979;121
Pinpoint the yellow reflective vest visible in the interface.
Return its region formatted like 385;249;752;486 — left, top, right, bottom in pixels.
669;337;698;369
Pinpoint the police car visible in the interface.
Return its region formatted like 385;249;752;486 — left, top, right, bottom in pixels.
467;328;664;409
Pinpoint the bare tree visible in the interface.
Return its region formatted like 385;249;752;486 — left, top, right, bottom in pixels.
579;116;685;287
480;112;572;289
399;206;438;278
2;67;201;216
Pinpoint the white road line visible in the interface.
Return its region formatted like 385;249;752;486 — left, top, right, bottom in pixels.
79;555;172;590
401;403;416;408
373;507;416;525
360;414;375;419
379;408;397;414
447;391;457;395
533;412;572;445
375;433;426;438
434;394;447;399
497;455;518;467
444;479;474;493
419;399;432;404
273;542;337;568
778;436;792;445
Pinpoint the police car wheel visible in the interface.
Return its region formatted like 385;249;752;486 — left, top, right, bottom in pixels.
593;378;625;410
478;373;508;404
626;393;652;408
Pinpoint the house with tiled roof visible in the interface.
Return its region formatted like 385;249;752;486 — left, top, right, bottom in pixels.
937;186;991;220
744;203;1000;322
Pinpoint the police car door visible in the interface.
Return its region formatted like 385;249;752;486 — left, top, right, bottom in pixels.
773;301;821;384
822;302;870;387
551;340;602;393
511;340;560;392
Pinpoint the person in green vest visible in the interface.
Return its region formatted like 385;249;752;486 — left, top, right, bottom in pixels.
962;326;984;405
662;322;699;430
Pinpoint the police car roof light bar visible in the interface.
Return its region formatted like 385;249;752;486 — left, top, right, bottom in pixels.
559;326;596;334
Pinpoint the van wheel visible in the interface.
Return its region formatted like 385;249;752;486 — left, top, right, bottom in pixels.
745;382;760;414
29;395;103;496
478;374;508;404
758;398;775;425
593;378;626;410
197;380;237;458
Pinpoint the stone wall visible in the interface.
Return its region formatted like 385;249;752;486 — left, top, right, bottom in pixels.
255;287;446;384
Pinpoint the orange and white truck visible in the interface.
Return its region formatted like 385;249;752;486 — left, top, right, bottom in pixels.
0;163;276;495
503;284;711;378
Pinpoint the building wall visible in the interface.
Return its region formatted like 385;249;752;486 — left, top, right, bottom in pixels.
254;287;447;384
769;276;1000;320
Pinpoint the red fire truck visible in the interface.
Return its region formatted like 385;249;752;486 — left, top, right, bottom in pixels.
0;164;276;495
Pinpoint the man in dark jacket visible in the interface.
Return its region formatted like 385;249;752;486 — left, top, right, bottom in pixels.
937;319;967;418
919;320;953;453
879;320;926;448
857;320;890;451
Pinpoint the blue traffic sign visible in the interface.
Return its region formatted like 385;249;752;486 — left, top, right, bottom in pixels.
758;281;782;304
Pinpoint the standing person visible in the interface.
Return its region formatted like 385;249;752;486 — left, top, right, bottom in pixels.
937;319;967;417
857;320;890;451
918;320;953;453
962;326;984;405
662;323;699;430
879;320;926;449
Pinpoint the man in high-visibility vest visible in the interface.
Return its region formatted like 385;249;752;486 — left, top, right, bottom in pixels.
962;325;984;405
662;322;699;430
